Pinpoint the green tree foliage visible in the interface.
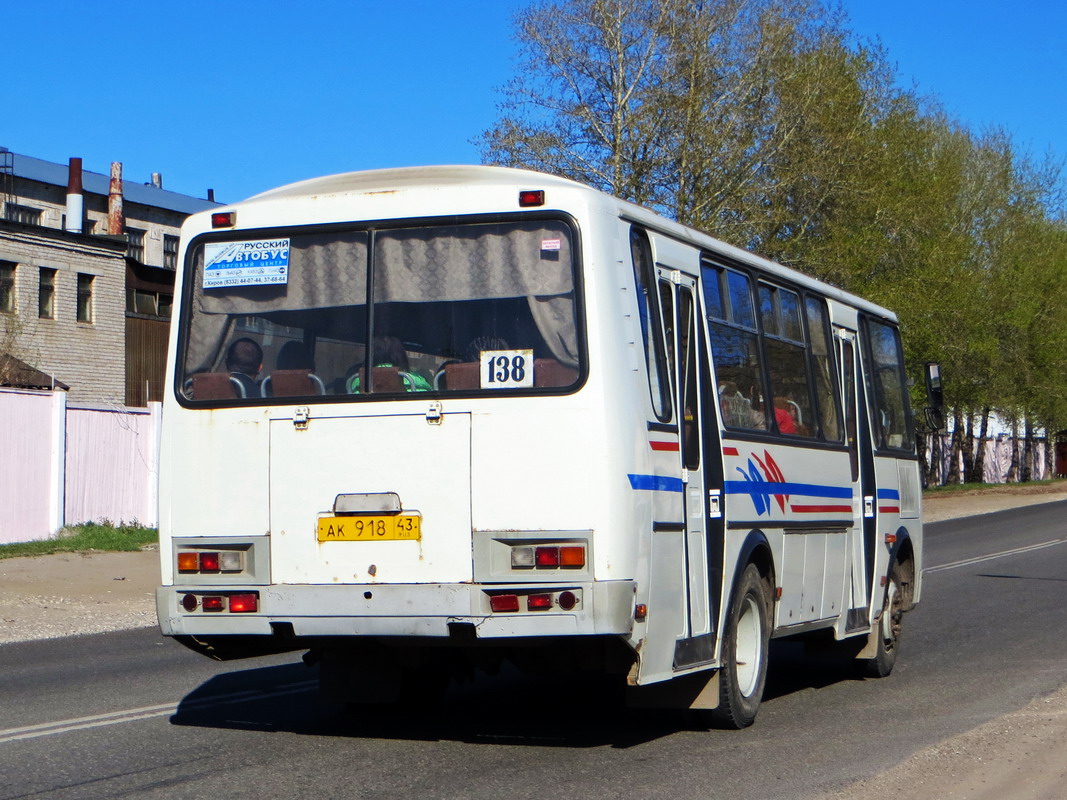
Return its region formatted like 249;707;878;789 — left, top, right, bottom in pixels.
482;0;1066;481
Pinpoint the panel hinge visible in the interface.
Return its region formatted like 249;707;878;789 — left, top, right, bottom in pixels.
426;401;443;425
293;406;310;430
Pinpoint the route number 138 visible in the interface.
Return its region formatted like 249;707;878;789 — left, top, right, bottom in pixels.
480;349;535;389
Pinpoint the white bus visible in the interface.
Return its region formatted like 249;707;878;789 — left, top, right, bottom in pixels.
157;166;933;727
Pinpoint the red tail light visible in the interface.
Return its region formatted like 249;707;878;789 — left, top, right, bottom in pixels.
535;546;560;567
228;593;258;613
202;596;224;612
199;552;220;572
527;593;553;611
490;594;520;613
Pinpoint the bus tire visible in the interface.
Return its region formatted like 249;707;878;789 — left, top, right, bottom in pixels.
711;563;771;729
863;562;904;678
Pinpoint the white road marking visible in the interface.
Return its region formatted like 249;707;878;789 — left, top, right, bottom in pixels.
0;680;316;744
925;537;1067;574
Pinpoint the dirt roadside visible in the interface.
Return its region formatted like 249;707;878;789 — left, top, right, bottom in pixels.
2;485;1066;797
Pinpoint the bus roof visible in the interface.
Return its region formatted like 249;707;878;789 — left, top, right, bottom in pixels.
239;165;897;323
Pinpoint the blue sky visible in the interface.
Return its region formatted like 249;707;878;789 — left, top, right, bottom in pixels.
3;0;1063;204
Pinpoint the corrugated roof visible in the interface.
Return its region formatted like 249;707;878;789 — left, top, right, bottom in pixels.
0;354;70;391
4;151;218;215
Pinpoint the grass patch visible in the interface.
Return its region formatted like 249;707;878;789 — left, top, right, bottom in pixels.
0;522;158;560
924;478;1065;495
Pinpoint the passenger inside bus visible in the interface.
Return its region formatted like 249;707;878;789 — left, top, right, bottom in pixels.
346;335;432;393
226;337;263;397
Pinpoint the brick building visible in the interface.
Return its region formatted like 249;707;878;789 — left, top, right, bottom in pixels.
0;149;217;405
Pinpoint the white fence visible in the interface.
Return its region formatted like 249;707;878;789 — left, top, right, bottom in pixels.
0;388;160;544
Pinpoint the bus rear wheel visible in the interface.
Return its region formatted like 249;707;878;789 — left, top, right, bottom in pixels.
710;563;771;729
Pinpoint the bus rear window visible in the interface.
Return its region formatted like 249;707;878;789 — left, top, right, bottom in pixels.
178;219;582;403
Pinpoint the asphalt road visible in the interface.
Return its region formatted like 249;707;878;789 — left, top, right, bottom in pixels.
1;502;1066;800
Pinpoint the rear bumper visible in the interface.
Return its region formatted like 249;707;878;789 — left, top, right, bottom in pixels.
157;580;636;639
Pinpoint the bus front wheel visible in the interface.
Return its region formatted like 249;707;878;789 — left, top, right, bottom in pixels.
862;562;904;678
710;563;771;729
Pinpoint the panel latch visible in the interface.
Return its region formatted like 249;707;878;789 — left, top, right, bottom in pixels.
293;406;310;430
426;401;443;425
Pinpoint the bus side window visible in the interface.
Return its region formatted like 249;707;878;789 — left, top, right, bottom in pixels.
629;228;672;421
702;261;767;432
805;297;843;441
760;283;815;437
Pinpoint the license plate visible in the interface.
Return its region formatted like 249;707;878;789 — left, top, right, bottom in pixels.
317;514;421;542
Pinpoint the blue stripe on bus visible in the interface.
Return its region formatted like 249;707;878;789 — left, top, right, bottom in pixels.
627;474;686;493
723;481;853;499
877;488;900;500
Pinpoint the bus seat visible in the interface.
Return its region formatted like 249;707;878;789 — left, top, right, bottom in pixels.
534;358;578;387
191;372;244;400
263;369;326;397
444;361;481;390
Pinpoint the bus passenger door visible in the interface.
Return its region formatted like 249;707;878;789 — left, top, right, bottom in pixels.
836;328;877;629
670;274;717;668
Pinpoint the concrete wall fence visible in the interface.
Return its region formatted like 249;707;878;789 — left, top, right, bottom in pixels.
0;388;159;544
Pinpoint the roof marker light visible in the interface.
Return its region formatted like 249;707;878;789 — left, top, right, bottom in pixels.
211;211;236;228
518;190;545;207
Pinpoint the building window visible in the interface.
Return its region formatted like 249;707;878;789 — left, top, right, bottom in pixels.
163;235;179;269
127;228;146;262
39;268;56;319
126;287;172;318
5;203;42;225
0;262;14;313
77;273;94;323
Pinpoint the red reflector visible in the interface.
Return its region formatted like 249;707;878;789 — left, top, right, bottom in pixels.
177;552;199;573
527;593;553;610
490;594;520;613
202;596;224;612
535;546;560;567
518;189;545;207
635;603;648;621
181;593;198;612
559;545;585;567
211;211;235;228
228;593;258;613
558;590;577;610
199;552;220;572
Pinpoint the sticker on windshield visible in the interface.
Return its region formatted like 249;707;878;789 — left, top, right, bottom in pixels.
203;239;290;289
480;349;535;389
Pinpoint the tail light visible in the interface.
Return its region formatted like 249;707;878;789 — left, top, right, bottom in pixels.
511;543;586;570
490;594;520;613
228;593;258;613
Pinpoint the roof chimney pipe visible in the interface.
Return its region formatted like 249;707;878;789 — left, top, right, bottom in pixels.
65;158;83;233
151;172;162;189
108;162;124;235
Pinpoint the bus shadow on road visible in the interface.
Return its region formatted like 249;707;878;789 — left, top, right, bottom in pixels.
170;660;694;748
169;643;865;748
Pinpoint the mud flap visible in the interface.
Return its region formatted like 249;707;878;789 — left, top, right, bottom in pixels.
625;668;720;710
